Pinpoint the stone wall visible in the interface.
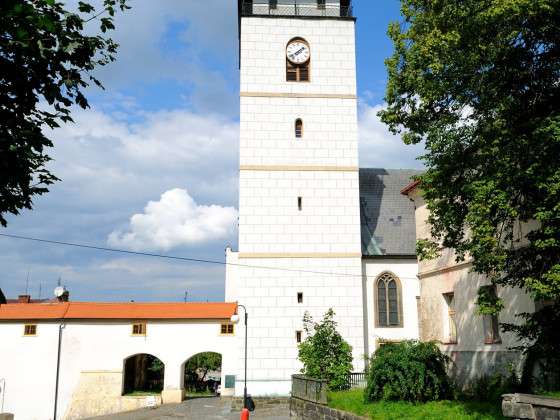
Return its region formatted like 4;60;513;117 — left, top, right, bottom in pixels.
290;397;367;420
64;371;162;419
502;393;560;419
230;396;290;411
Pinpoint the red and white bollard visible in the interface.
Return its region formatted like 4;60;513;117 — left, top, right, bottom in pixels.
240;407;250;420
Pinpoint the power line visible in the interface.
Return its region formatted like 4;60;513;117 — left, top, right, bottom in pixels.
0;233;420;280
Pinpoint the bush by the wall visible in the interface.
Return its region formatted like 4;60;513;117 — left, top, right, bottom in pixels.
365;341;452;402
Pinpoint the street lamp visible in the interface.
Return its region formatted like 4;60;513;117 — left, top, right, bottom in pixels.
230;304;248;409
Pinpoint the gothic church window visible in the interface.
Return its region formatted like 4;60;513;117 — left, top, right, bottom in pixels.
375;272;403;327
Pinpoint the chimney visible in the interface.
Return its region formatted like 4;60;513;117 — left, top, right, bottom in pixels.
18;294;31;303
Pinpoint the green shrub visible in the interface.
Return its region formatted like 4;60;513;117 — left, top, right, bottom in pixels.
365;341;452;402
298;309;353;391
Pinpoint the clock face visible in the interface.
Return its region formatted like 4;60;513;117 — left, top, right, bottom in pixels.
286;40;310;65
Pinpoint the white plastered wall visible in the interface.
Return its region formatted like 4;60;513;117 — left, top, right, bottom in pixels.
362;258;420;358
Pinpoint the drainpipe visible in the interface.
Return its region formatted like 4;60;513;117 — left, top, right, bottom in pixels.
1;377;5;413
53;322;65;420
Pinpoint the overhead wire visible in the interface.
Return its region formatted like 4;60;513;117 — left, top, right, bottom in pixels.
0;233;420;280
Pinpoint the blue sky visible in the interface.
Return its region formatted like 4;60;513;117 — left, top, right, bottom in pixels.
0;0;424;303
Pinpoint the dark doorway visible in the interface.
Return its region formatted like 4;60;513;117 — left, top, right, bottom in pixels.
123;354;164;395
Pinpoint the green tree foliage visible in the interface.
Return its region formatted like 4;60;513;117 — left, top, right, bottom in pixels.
365;341;452;402
380;0;560;383
298;309;353;391
0;0;130;226
184;352;222;391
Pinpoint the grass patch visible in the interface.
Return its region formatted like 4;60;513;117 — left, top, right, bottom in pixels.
123;390;161;397
538;391;560;398
185;390;215;397
328;389;505;420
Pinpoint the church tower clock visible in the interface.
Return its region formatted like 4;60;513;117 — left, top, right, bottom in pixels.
224;0;362;397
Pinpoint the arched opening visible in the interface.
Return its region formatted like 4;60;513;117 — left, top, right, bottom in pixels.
122;354;164;395
286;38;310;82
375;272;403;327
295;119;303;138
183;352;222;397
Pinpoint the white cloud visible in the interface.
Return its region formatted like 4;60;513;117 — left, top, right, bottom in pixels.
358;102;425;169
108;188;238;251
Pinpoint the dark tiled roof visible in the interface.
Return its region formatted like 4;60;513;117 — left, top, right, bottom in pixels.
359;168;422;257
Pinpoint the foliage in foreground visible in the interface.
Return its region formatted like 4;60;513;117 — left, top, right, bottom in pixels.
365;341;452;402
298;308;353;391
380;0;560;385
0;0;129;226
328;389;504;420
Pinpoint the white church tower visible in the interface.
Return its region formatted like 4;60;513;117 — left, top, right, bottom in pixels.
224;0;364;396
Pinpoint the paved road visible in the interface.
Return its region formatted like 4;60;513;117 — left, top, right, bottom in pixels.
90;397;290;420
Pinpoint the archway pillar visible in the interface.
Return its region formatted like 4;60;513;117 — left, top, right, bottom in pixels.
162;361;185;403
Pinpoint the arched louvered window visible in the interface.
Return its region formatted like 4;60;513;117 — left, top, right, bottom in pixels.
295;119;303;138
375;272;403;327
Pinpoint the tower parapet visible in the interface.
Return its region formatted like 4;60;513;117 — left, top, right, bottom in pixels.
239;0;353;19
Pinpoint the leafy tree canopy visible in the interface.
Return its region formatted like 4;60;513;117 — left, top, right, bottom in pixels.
0;0;129;226
185;352;222;381
298;308;353;391
380;0;560;383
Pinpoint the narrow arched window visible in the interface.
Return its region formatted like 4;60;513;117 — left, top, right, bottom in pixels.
295;119;303;138
376;272;403;327
286;38;310;82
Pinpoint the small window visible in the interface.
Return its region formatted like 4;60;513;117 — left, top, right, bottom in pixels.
295;119;303;138
287;61;310;82
298;196;302;211
24;324;37;336
296;330;302;343
269;0;278;9
480;286;501;344
443;292;457;344
221;323;234;335
317;0;326;9
297;292;303;304
132;322;146;336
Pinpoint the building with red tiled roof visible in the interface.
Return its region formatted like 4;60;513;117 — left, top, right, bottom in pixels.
0;298;238;419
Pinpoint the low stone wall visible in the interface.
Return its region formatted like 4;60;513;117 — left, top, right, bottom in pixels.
290;397;367;420
230;396;289;411
502;393;560;419
64;371;162;419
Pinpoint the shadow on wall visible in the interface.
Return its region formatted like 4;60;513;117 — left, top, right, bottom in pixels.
442;269;532;389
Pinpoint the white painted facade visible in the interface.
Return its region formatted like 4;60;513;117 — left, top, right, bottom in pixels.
0;319;236;420
362;259;420;354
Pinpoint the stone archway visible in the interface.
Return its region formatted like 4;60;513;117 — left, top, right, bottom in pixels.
182;352;222;397
122;353;165;395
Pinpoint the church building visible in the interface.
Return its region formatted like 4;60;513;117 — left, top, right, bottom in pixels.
223;0;421;397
